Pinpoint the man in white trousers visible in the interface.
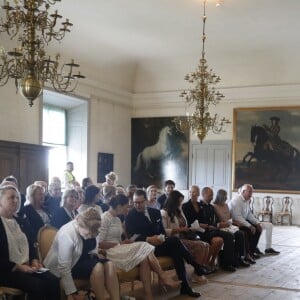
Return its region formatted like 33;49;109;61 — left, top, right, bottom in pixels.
230;184;280;257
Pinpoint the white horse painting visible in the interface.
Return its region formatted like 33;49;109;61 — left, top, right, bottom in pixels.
134;126;172;177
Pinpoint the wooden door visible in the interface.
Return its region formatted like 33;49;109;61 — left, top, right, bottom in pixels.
0;140;49;194
190;141;232;198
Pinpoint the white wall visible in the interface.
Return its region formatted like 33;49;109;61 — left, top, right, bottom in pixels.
0;83;41;144
86;87;132;188
132;83;300;224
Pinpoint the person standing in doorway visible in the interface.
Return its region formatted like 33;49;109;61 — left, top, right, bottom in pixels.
64;162;76;189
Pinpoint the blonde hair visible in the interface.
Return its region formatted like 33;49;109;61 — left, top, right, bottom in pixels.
146;185;157;199
61;189;78;207
76;207;101;236
0;185;21;213
102;185;117;201
240;184;253;194
105;171;118;183
190;185;200;194
25;184;44;206
34;181;48;192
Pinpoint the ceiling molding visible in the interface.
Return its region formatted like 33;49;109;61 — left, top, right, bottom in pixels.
76;78;133;108
132;83;300;110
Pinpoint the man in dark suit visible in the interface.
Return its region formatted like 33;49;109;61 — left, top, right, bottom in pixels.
157;179;175;208
126;189;205;298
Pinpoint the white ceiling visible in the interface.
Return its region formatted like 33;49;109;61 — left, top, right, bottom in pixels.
2;0;300;94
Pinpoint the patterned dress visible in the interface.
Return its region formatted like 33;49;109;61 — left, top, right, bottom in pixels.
99;211;154;272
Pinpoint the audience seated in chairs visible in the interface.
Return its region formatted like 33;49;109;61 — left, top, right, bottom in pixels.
81;177;93;191
0;184;60;300
24;184;52;239
44;207;120;300
161;190;211;283
99;194;180;300
126;189;210;298
157;180;175;209
77;185;103;215
51;189;78;229
44;182;62;216
182;186;225;270
101;184;117;212
213;189;250;268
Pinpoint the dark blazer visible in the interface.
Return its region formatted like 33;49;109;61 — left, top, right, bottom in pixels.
182;199;217;227
23;204;51;240
51;207;73;229
0;216;36;277
125;207;166;241
157;194;167;208
182;199;201;227
43;195;61;216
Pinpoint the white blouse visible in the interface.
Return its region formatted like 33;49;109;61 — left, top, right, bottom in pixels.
1;216;29;265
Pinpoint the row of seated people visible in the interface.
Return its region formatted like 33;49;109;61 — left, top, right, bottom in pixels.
0;175;280;300
0;182;212;299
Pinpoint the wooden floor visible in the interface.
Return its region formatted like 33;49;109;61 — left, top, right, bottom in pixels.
120;226;300;300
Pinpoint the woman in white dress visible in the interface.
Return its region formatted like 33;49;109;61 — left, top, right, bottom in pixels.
99;194;181;300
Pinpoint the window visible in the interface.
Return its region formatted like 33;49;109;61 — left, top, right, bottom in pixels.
43;105;66;145
43;105;67;181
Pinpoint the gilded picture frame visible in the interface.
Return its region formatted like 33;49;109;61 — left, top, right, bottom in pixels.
233;107;300;193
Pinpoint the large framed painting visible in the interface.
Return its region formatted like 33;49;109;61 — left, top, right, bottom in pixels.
131;117;189;190
233;107;300;193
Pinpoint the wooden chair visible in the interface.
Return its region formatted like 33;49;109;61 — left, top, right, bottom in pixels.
257;196;273;223
0;286;26;300
37;225;90;300
276;197;293;225
249;196;256;215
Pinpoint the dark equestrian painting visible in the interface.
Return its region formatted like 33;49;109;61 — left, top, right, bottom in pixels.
233;107;300;192
131;117;189;189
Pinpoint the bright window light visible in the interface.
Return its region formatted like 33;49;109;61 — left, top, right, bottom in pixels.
43;105;66;145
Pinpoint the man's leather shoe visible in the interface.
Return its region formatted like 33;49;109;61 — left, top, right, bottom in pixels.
180;286;201;298
265;248;280;255
245;256;256;264
194;265;210;276
255;247;264;256
239;259;251;267
252;253;261;259
222;265;236;272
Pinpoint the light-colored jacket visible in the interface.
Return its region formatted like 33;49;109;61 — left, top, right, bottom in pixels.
160;209;188;237
229;195;259;227
44;220;95;295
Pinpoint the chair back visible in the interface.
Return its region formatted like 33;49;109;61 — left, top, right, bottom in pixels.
262;196;273;212
249;196;255;214
281;197;293;213
37;225;58;261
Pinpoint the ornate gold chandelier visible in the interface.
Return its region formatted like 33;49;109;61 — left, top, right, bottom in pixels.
174;0;230;143
0;0;85;106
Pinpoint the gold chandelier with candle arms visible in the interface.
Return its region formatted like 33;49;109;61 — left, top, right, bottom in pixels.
0;0;85;106
173;0;230;143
